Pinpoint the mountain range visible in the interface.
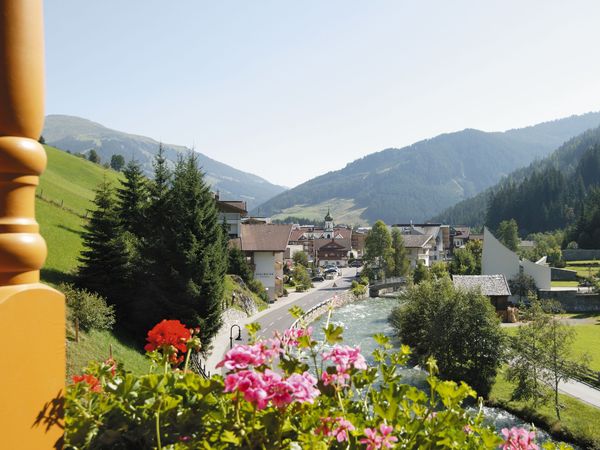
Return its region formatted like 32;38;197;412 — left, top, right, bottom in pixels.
42;115;287;211
433;124;600;240
254;112;600;225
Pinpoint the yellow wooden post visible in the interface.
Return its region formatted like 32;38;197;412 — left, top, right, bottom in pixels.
0;0;65;448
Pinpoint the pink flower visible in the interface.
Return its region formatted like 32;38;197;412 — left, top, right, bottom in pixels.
224;370;269;409
463;424;473;435
321;369;351;387
224;369;319;409
316;417;355;442
263;369;293;408
323;345;367;373
359;424;398;450
287;371;319;404
500;427;538;450
217;344;266;370
281;327;313;347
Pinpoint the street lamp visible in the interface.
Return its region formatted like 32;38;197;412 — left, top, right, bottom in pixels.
229;324;242;349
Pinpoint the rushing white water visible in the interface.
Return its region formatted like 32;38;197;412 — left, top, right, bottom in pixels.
311;296;561;445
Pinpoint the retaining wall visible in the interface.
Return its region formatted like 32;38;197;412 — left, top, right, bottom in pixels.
563;249;600;261
290;289;367;329
538;289;600;312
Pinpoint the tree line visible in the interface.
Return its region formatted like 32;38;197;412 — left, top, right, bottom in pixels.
77;146;227;344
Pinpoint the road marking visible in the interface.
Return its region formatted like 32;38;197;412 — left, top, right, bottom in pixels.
269;321;275;327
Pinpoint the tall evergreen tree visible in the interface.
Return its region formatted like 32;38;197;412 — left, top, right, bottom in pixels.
116;160;149;236
141;153;227;344
77;178;130;314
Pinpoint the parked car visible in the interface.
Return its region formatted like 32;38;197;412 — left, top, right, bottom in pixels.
324;267;338;274
311;275;325;282
349;260;362;268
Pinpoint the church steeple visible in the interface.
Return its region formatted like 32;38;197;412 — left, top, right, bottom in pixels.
324;208;334;237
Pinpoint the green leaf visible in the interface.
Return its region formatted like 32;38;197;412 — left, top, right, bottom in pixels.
220;430;241;445
323;323;344;344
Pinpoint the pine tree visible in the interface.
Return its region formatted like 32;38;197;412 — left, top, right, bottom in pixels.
77;178;130;313
116;160;149;236
143;153;226;343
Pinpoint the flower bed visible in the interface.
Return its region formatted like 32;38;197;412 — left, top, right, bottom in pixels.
65;315;571;449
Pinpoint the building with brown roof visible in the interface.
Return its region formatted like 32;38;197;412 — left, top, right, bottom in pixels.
287;211;353;266
236;223;293;301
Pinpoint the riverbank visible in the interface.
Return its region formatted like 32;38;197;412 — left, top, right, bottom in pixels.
488;367;600;449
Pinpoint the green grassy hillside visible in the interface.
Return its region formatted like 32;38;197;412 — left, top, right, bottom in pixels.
37;145;122;284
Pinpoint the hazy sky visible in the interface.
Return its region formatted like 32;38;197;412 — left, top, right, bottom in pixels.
44;1;600;187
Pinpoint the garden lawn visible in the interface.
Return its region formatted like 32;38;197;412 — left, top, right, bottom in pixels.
489;367;600;449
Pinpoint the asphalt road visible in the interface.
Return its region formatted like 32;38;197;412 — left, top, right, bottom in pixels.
250;270;355;341
205;268;359;373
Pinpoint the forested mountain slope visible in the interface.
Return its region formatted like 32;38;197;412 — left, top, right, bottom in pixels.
254;112;600;224
433;126;600;246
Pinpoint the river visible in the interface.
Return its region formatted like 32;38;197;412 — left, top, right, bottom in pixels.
311;296;560;445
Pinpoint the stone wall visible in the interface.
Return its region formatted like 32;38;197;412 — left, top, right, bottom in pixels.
563;249;600;261
290;290;366;329
538;289;600;312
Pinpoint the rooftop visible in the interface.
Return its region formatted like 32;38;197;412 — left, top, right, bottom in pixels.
402;234;433;248
452;274;511;296
239;223;292;252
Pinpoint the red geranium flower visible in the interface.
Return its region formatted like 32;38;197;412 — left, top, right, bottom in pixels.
144;319;192;364
72;374;102;392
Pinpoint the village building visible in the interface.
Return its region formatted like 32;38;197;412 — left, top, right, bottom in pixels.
450;226;471;252
287;210;353;266
481;227;551;290
215;194;248;239
402;234;433;268
452;274;512;311
392;223;449;265
232;223;293;302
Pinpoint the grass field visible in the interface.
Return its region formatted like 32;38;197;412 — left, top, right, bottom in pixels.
550;280;579;287
489;367;600;449
571;325;600;371
564;261;600;279
67;327;151;379
503;323;600;371
38;145;122;284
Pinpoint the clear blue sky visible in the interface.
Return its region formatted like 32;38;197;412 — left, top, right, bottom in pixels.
44;1;600;187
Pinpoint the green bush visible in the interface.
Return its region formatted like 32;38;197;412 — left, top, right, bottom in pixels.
247;278;269;302
61;283;115;332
